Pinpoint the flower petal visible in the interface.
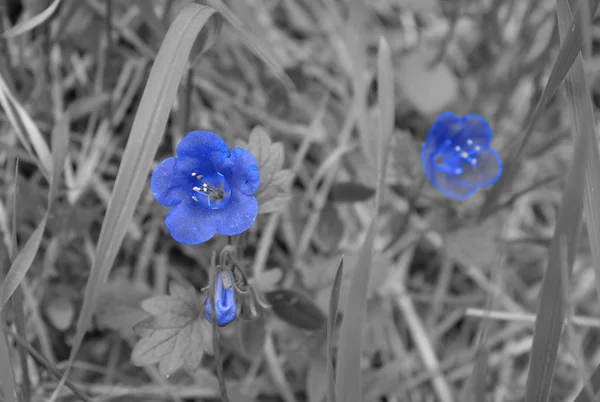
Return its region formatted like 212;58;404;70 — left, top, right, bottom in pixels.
471;148;503;187
176;131;229;174
213;192;258;236
423;112;458;157
215;147;260;196
165;202;217;245
151;157;190;207
423;153;477;200
453;114;493;149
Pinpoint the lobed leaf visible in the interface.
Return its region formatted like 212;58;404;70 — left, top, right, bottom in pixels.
131;283;212;377
244;126;294;214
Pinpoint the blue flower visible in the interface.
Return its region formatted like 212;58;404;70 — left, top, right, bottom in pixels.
206;270;237;327
422;112;503;200
151;131;260;244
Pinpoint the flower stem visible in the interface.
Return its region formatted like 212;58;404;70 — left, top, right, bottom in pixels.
210;251;229;402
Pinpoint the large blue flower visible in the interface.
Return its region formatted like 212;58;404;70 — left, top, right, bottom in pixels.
422;112;503;200
206;270;237;327
151;131;260;244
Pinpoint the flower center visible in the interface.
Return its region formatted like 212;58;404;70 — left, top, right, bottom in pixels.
434;138;482;175
190;172;232;209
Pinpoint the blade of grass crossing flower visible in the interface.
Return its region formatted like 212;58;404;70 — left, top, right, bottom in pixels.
481;0;600;218
556;0;600;341
326;256;344;402
0;112;69;310
334;37;394;402
50;5;220;400
523;13;591;396
2;0;61;38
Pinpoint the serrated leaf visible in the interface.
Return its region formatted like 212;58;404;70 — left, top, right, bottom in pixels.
246;126;293;214
265;288;326;331
329;182;376;203
96;279;152;337
131;283;212;377
257;169;294;214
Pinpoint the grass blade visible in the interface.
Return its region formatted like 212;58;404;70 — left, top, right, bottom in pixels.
2;0;61;38
481;0;600;218
0;112;69;310
326;256;344;402
334;36;394;402
207;0;293;91
50;4;220;399
0;325;17;402
523;2;595;398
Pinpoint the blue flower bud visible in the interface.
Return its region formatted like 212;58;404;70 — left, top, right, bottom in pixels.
206;270;237;327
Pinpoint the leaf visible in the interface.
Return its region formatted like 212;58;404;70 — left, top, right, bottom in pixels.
257;170;294;214
329;182;375;203
335;37;394;402
237;314;266;358
244;126;294;214
315;202;344;251
523;2;593;400
327;257;344;402
45;296;75;331
95;279;152;337
265;288;326;331
398;46;457;115
131;283;212;377
307;356;328;402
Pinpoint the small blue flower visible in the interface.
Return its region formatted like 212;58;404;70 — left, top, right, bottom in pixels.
151;131;260;244
422;112;503;200
206;270;237;327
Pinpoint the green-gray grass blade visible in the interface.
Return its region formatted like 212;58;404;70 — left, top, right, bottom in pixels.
557;0;600;344
206;0;293;91
523;3;593;399
326;256;344;402
335;37;394;402
0;112;69;310
481;0;600;219
0;327;17;402
49;5;219;400
2;0;61;38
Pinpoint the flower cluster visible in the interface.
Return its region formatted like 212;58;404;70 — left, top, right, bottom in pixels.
422;112;503;200
151;131;260;245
